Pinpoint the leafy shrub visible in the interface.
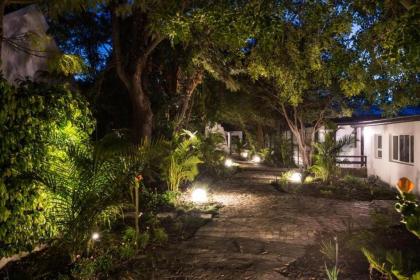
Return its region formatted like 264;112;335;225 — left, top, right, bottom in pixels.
153;227;168;244
395;192;420;239
362;247;420;280
163;130;202;192
0;79;93;257
35;143;126;258
311;131;353;182
198;132;226;175
271;134;294;167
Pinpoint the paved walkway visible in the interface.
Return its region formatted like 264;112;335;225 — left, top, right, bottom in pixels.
161;162;396;279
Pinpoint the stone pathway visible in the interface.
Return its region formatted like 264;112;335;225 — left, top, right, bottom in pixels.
160;162;396;280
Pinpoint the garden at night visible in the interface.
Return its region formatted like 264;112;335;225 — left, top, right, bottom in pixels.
0;1;419;279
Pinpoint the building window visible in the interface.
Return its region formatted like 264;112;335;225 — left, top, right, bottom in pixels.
391;135;414;164
374;134;382;158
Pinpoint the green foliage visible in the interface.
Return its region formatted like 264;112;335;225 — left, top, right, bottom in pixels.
311;131;354;182
271;134;294;167
325;264;339;280
48;53;86;76
0;78;93;257
153;227;168;244
362;247;420;280
395;192;420;239
35;143;125;257
163;130;202;192
197;132;226;176
320;239;336;262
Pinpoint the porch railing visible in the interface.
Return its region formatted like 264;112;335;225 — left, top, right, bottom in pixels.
336;155;367;167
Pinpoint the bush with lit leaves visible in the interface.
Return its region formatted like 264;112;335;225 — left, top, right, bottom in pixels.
0;78;93;257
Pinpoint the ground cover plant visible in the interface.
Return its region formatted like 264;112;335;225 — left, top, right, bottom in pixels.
272;173;397;201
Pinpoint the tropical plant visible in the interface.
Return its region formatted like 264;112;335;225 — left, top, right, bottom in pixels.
362;247;420;280
311;131;354;182
271;134;294;167
0;78;93;257
198;132;226;175
325;264;340;280
34;143;126;259
395;189;420;239
320;239;336;262
324;236;339;280
163;130;202;193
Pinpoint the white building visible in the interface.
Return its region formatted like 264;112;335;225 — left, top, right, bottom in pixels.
2;5;58;83
287;115;420;195
205;123;243;153
335;115;419;195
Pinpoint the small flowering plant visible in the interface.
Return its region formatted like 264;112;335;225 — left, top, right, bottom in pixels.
134;174;143;183
395;178;420;239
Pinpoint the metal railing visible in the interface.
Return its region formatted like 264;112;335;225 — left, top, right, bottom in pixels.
336;155;367;167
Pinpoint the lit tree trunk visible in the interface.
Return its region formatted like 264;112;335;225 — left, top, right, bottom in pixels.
174;68;203;131
280;104;325;170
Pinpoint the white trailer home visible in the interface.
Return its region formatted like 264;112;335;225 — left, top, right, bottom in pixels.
286;115;420;195
335;115;420;196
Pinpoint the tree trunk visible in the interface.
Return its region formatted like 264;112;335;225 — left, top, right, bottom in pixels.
280;104;313;170
174;69;203;131
111;9;162;142
130;80;153;141
0;0;8;67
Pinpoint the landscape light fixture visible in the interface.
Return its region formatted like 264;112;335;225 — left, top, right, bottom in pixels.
252;155;261;163
240;151;249;159
225;158;234;167
289;172;302;183
91;232;100;241
191;188;208;204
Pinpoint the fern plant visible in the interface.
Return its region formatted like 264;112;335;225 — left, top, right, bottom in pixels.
311;131;354;182
35;143;127;259
164;130;203;193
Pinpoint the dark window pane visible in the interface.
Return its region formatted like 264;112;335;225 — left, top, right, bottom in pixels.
393;136;399;160
378;135;382;149
378;150;382;158
411;136;414;163
400;135;410;162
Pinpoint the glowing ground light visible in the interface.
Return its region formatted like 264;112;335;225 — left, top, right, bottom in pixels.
240;151;249;158
225;158;234;167
191;188;208;204
252;155;261;163
91;232;100;241
289;172;302;183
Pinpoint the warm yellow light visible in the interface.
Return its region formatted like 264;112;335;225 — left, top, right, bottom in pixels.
92;232;100;241
289;172;302;183
252;155;261;163
225;158;234;167
191;188;208;203
240;151;249;158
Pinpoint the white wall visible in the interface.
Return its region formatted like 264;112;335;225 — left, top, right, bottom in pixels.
363;121;420;196
2;5;58;83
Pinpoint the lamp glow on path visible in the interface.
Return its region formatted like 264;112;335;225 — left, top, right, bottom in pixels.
191;188;208;204
91;232;100;241
240;151;248;159
252;155;261;163
289;172;302;183
225;158;234;167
